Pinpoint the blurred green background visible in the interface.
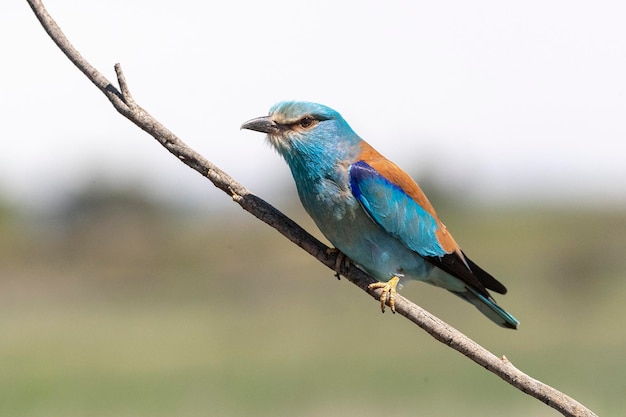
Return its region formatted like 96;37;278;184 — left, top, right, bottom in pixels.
1;183;624;417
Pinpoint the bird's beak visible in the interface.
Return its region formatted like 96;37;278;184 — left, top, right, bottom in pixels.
240;116;281;135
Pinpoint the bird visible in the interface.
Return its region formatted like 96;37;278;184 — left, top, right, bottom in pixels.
241;101;519;329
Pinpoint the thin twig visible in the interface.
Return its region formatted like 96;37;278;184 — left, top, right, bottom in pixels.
25;1;597;416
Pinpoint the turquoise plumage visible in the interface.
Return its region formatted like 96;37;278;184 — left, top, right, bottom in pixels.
242;101;519;329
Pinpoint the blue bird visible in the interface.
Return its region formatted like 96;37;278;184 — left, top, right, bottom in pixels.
241;101;519;329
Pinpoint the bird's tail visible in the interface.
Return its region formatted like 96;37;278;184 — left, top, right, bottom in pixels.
452;287;519;329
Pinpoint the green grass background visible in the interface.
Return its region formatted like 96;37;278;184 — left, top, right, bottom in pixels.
1;189;624;416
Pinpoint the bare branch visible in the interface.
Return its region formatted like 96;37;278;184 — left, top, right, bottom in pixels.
25;1;597;416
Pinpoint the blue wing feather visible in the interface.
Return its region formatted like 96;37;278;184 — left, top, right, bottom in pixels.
349;161;447;258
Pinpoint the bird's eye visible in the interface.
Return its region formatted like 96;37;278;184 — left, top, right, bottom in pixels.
299;117;314;128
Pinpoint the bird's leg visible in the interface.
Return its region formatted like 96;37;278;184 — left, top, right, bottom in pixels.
327;247;349;280
368;276;400;313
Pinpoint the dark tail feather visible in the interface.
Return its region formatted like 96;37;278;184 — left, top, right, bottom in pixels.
452;287;519;329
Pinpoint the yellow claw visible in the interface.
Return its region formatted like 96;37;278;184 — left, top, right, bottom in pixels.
368;276;400;313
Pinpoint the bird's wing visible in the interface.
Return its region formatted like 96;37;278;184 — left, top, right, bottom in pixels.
349;159;447;257
349;148;506;295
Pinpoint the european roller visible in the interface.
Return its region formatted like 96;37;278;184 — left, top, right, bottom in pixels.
241;101;519;329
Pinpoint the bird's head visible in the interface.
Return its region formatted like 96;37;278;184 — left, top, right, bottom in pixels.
241;101;360;166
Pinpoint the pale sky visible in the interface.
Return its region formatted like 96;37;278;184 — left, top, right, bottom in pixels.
2;1;625;211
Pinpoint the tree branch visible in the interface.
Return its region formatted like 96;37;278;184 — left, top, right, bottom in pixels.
26;1;597;416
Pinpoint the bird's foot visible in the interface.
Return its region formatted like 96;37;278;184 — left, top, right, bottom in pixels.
368;276;400;313
327;248;349;280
